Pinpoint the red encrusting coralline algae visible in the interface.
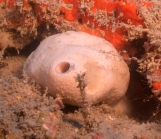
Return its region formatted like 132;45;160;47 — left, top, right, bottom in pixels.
151;70;161;96
59;0;153;51
0;0;153;51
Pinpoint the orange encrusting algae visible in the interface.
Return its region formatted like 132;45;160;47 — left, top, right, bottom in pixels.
59;0;153;51
152;70;161;91
1;0;153;51
153;81;161;90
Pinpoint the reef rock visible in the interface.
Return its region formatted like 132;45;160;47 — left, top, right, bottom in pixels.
23;31;130;106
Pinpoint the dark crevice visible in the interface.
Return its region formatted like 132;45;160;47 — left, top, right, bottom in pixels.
78;18;83;24
124;37;161;122
125;38;147;58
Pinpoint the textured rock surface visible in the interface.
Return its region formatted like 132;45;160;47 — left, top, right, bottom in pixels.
23;31;130;106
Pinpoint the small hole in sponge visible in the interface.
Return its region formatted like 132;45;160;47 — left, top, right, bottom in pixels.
56;62;70;73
